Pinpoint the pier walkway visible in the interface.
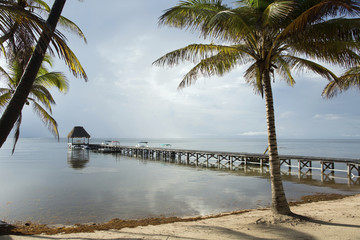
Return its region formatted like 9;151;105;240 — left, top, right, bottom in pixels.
86;144;360;181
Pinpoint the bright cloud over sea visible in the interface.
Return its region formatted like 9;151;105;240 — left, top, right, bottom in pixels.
15;0;360;140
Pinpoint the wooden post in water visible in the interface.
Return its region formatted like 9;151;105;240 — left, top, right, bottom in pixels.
171;152;176;162
348;164;352;177
288;159;291;171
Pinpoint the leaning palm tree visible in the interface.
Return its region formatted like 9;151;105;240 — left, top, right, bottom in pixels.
0;0;87;147
0;52;68;152
154;0;360;215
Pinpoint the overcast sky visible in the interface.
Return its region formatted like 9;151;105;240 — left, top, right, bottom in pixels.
15;0;360;140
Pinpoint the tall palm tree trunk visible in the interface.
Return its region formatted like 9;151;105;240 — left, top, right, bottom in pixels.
0;0;66;148
263;71;292;215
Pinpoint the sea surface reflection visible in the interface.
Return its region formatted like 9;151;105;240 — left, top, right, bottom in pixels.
67;149;90;169
0;138;359;225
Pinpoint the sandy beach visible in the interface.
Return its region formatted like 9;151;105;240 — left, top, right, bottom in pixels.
0;194;359;240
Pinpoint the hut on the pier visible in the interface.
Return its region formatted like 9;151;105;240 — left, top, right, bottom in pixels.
67;126;91;146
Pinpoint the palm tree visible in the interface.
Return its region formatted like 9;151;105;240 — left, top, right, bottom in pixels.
0;52;68;152
322;66;360;98
0;0;87;147
154;0;360;215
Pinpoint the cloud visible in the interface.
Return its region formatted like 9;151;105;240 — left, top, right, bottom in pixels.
313;114;343;121
278;111;295;119
11;0;360;140
341;133;360;138
237;131;267;136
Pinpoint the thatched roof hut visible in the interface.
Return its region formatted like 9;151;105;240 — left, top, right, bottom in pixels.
67;126;91;144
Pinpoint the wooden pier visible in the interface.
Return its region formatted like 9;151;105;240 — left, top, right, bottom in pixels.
86;144;360;181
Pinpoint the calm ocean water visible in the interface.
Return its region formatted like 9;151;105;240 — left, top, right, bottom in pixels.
0;137;359;224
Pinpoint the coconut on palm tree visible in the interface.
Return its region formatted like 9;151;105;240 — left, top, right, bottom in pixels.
154;0;360;215
0;52;68;152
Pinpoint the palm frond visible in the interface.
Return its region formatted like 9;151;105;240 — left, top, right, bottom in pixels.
158;0;258;41
339;73;360;90
283;55;338;81
158;0;226;34
274;56;296;86
31;100;59;139
289;39;360;68
0;91;11;109
244;62;263;96
27;0;83;42
0;2;46;32
49;30;88;81
8;59;24;86
41;53;53;67
29;86;55;112
207;7;258;41
34;72;69;93
58;16;87;43
282;0;360;36
322;81;340;98
19;0;52;12
323;66;360;98
178;47;246;88
311;18;360;42
263;0;297;27
153;43;240;66
290;18;360;47
0;65;12;81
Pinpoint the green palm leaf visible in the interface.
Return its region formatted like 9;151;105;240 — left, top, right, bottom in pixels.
58;16;87;43
281;55;338;81
274;56;296;86
29;86;55;112
50;32;87;80
30;100;59;139
262;1;296;26
0;91;11;109
244;62;263;96
179;49;240;88
323;66;360;98
34;72;69;93
281;0;360;37
158;0;224;29
154;43;242;66
0;51;67;142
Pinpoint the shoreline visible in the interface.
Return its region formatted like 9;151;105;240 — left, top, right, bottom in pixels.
0;193;357;238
